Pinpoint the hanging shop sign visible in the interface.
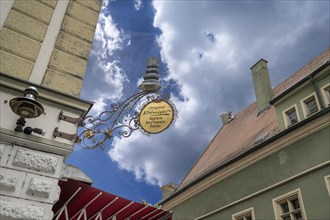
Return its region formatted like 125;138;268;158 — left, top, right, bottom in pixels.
139;100;175;134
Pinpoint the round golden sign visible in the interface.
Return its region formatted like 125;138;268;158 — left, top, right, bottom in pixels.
139;100;174;134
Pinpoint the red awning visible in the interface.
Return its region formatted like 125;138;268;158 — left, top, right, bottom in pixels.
53;179;171;220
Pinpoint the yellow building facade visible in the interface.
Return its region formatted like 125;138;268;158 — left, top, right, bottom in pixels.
0;1;101;219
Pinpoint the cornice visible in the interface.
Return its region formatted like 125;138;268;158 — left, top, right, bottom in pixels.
0;128;74;157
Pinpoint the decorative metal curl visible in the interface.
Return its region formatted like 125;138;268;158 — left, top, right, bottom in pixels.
76;91;160;149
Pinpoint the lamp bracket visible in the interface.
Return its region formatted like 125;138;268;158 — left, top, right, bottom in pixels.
53;127;78;142
59;111;82;124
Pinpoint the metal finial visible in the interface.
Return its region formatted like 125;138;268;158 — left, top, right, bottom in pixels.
138;57;161;92
148;57;158;66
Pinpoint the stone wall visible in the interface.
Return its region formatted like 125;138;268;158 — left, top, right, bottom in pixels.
0;143;64;220
42;0;101;96
0;0;102;97
0;0;55;80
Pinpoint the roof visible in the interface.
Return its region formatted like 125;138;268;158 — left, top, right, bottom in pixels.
273;48;330;98
161;182;176;191
53;179;172;220
175;47;330;193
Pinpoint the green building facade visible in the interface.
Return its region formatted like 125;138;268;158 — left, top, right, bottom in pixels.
161;48;330;220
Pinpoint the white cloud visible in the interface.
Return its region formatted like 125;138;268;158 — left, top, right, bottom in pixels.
89;95;107;116
134;0;143;11
94;1;128;59
85;0;130;113
107;0;330;187
102;60;129;100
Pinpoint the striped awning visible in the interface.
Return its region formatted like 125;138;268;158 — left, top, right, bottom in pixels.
53;179;171;220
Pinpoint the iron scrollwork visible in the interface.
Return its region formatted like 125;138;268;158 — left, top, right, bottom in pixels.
77;92;159;149
74;57;176;149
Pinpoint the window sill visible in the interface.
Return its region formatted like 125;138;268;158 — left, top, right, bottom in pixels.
306;111;319;118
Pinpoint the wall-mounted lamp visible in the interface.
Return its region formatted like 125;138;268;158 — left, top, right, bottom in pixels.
9;86;44;118
9;86;45;135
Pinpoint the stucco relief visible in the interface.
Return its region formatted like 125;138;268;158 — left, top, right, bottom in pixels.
12;148;57;173
0;168;25;197
27;178;53;198
0;200;46;220
0;172;18;191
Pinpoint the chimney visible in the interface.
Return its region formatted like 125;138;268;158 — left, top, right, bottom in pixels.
161;182;176;200
250;59;273;113
221;111;232;124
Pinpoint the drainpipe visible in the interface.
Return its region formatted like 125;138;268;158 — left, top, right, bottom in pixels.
309;75;325;109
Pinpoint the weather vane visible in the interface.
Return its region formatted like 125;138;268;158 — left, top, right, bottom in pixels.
74;58;177;149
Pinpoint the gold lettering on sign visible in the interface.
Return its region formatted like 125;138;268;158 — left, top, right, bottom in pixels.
139;100;174;134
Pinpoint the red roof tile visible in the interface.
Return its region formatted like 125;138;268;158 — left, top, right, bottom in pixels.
176;47;330;191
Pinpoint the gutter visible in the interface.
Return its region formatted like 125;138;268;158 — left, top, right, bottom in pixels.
161;107;330;205
270;61;330;105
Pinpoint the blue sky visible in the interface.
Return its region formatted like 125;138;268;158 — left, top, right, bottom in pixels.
67;0;330;205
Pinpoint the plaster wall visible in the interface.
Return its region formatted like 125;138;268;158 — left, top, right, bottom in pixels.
207;167;329;220
171;126;330;220
275;70;330;131
0;90;80;146
251;59;273;112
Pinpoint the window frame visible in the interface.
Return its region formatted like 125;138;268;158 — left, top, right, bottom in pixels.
272;189;307;220
320;83;330;107
232;207;255;220
324;175;330;197
282;105;300;128
300;93;320;118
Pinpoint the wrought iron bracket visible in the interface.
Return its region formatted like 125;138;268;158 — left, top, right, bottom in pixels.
67;58;177;149
53;127;78;142
59;111;82;124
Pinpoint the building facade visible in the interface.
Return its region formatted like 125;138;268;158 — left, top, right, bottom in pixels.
161;48;330;220
0;0;101;219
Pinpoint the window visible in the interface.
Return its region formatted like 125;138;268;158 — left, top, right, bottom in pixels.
273;189;307;220
321;84;330;106
301;94;319;117
284;107;298;127
282;105;300;128
325;175;330;196
324;86;330;104
232;207;255;220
